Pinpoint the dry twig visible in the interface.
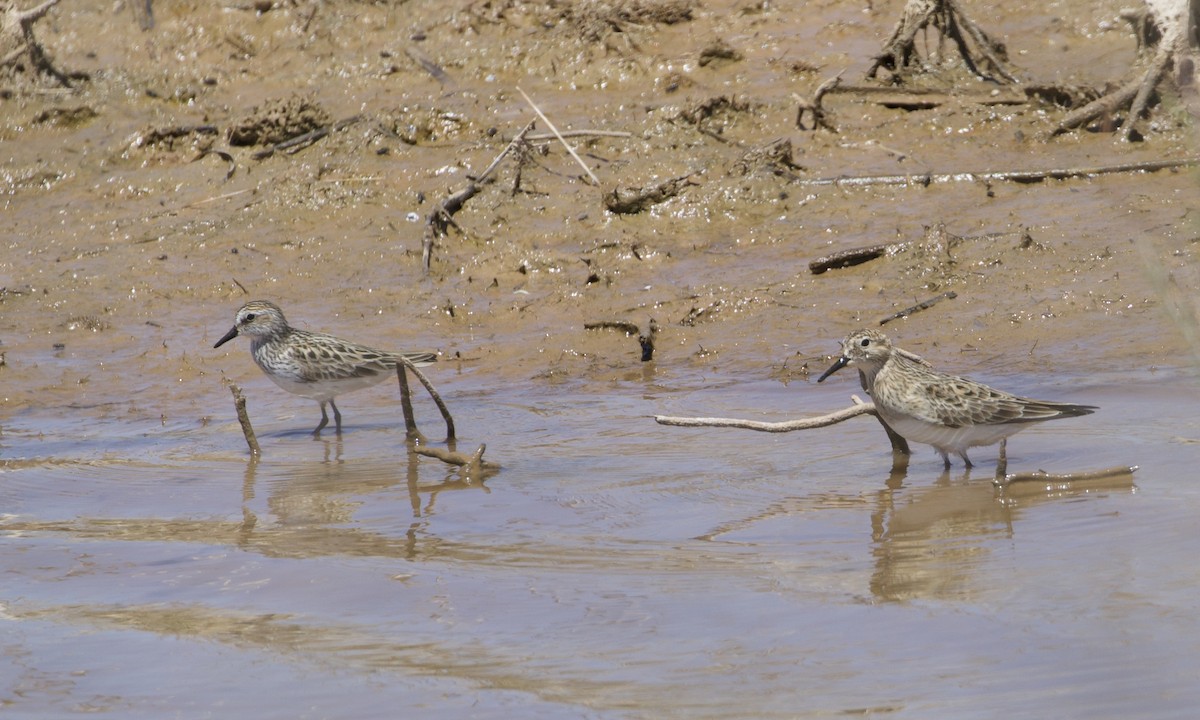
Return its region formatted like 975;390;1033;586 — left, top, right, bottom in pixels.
517;86;600;185
251;115;362;160
795;73;843;132
795;157;1200;188
423;120;537;270
809;242;902;274
879;291;957;325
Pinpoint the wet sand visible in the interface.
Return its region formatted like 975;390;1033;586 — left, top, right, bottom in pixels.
3;0;1200;717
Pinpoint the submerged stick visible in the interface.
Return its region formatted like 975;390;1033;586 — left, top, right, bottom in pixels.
997;465;1140;487
603;174;695;214
824;83;1028;109
414;443;488;481
994;438;1137;487
225;381;261;457
405;46;453;85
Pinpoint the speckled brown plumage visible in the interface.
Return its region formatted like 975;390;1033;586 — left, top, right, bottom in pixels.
214;300;436;435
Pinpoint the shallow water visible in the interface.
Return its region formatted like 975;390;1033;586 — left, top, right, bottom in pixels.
4;366;1197;718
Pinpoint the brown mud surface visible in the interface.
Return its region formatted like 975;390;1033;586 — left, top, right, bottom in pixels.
1;0;1197;417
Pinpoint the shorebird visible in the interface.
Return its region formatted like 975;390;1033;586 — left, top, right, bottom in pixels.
817;329;1096;468
214;300;436;435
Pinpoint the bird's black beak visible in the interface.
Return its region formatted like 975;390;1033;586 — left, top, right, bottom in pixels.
213;326;239;349
817;355;849;383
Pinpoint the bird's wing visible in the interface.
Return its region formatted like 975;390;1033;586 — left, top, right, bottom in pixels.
922;378;1026;428
290;333;396;383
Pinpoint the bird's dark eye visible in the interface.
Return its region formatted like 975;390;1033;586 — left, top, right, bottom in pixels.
243;313;256;323
860;338;870;347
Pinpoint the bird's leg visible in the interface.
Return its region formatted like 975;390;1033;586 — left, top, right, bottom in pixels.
314;401;330;436
939;449;951;470
330;399;343;434
959;450;973;468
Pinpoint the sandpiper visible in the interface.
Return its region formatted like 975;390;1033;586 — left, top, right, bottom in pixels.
214;300;436;435
817;328;1096;468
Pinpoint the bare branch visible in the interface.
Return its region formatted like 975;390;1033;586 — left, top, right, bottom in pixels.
525;130;631;141
879;291;957;325
395;362;424;443
656;397;876;432
796;72;843;132
423;120;537;270
224;380;261;457
415;443;492;483
517;86;600;185
809;242;901;274
400;356;456;442
993;439;1137;487
795;157;1200;188
999;465;1140;485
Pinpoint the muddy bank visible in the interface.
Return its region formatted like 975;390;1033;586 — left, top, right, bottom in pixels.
0;0;1196;429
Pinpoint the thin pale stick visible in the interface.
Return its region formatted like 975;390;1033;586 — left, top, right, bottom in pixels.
656;399;876;432
517;86;601;185
473;120;536;183
796;157;1200;188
